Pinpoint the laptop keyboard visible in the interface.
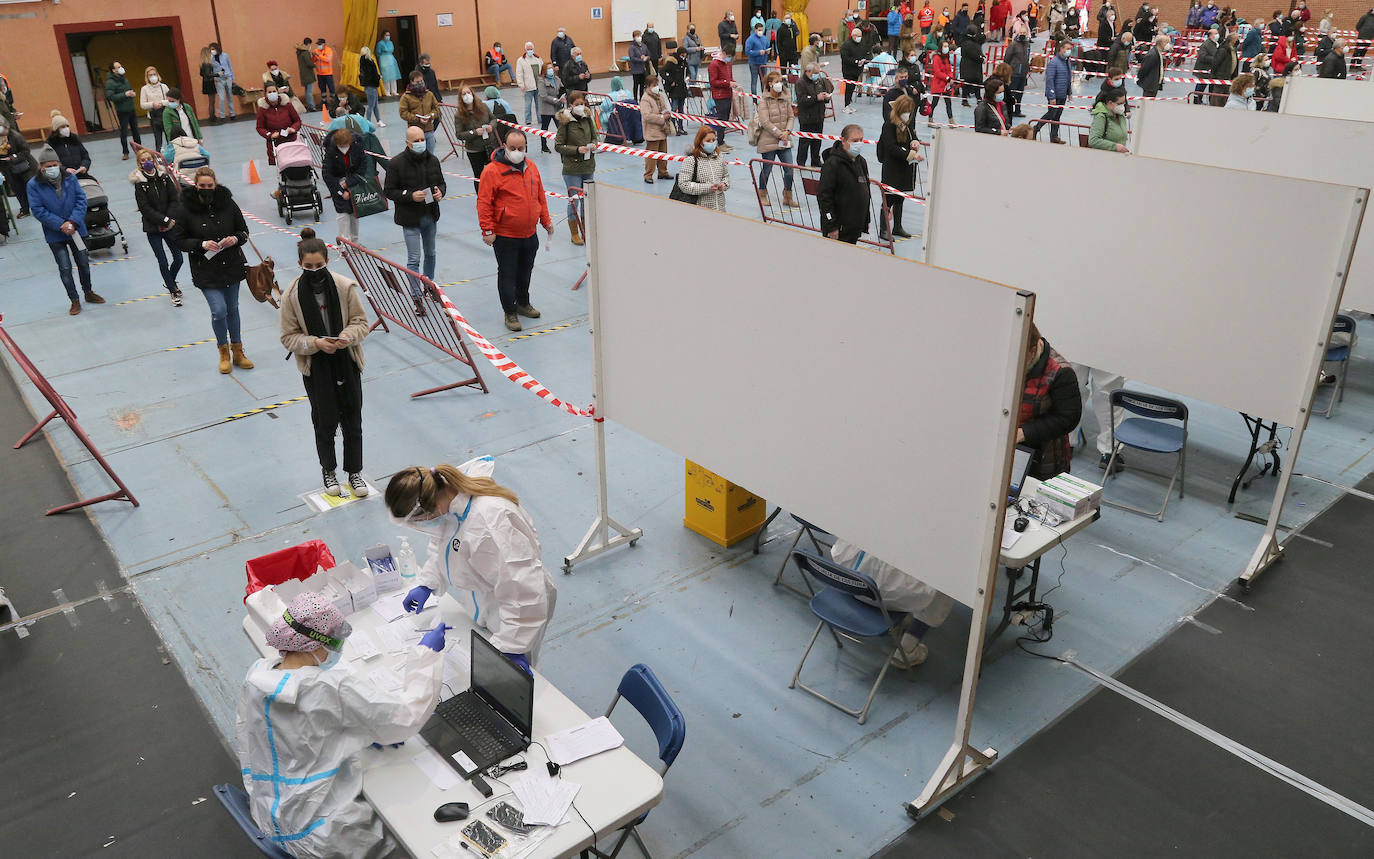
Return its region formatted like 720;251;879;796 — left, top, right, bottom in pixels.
435;695;514;763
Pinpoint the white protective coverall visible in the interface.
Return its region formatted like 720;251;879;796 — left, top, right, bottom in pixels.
235;647;443;858
408;456;558;661
829;539;956;628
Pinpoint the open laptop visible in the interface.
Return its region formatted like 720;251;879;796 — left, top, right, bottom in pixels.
1008;444;1036;505
420;629;533;777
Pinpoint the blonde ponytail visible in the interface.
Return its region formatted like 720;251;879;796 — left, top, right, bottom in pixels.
384;463;519;519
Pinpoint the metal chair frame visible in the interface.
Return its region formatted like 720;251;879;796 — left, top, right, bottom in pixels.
1102;390;1189;522
1318;314;1356;419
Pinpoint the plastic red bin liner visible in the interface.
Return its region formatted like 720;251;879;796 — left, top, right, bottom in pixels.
243;539;337;602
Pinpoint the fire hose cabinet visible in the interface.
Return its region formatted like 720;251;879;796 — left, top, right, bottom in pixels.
683;460;766;548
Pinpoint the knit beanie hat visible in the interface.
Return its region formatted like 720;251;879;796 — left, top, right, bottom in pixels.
35;144;59;164
50;109;70;132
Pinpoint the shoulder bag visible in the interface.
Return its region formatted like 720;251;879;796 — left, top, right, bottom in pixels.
244;236;281;308
668;156;701;204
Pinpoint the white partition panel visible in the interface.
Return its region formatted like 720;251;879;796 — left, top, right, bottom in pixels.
591;184;1031;609
923;130;1365;428
1279;74;1374;121
1133;101;1374;312
611;0;679;42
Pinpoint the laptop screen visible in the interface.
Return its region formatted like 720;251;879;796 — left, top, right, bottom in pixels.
1009;445;1034;496
470;629;534;739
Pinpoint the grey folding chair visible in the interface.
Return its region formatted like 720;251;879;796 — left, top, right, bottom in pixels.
1102;390;1188;522
1319;314;1356;419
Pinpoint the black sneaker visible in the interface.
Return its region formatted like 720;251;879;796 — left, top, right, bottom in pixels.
1099;452;1125;473
171;290;183;307
322;469;341;496
348;473;370;497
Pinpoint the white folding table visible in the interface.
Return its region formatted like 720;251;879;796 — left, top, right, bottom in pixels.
244;593;663;858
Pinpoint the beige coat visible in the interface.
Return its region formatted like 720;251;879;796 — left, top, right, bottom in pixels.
800;44;821;71
280;270;371;376
755;91;795;153
640;90;672;142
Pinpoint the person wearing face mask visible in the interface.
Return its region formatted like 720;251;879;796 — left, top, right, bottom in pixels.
1034;41;1071;142
1006;34;1031;118
707;50;738;150
1319;36;1348;77
795;64;833;168
840;27;868;113
882;67;918;123
0;117;36;223
1098;66;1128;109
46;111;92;178
399;70;439;154
661;48;689;135
683;24;705;81
377;31;402;97
1107;29;1134;69
1088;89;1129;152
209;43;236;122
138;66;171;151
1223;72;1257;107
974;77;1010;134
515;42;543;126
958;25;986;107
312;38;336;103
927;38;956;125
755;71;799;209
262;60;293;99
818;125;872;244
384;127;446;315
128;146;184;306
484;42;517;86
639;73;674;184
387;459;557;672
279;228;371;496
800;33;823;72
297;37;319;112
555;90;596;245
357;46;383;127
536;62;563;153
28;145;104;314
1251;52;1272;109
238;591;447;859
256;85;302;166
876;94;924;241
1138;33;1168;97
676;126;731;211
560;47;591;92
629;30;652;100
160;87;202;149
1193;25;1219;103
720;11;740;59
103;62;142;160
321;128;365;245
477;130;553;332
173;167;254;373
777;13;802;71
643;22;663;73
1210;31;1239;106
745;23;773;96
453;85;498;192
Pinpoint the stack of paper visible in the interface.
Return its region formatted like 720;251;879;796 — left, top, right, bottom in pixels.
372;597;408;623
411;746;461;791
375;625;410;654
509;772;580;826
345;630;381;661
545;717;625;766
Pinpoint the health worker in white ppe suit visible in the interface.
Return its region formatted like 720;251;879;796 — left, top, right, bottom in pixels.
236;591;449;859
385;456;557;674
829;539;955;667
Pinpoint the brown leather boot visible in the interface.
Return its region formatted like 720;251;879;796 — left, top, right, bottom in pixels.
569;220;584;246
231;343;255;369
782;189;800;209
217;344;232;374
757;187;772;208
69;301;81;316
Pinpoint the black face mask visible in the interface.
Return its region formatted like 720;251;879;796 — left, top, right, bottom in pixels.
306;267;331;292
197;188;214;203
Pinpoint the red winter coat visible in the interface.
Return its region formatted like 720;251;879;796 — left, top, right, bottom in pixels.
256;102;301;139
990;0;1010;30
1273;36;1293;74
929;53;954;94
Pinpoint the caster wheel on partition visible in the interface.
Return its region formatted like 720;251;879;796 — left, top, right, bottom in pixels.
562;559;573;574
629;538;639;547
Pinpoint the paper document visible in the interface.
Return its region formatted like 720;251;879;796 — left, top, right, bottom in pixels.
373;597;407;623
71;231;86;252
412;746;461;791
345;630;381;661
369;667;404;693
375;624;410;654
509;771;580;826
545;716;625;766
1000;530;1022;551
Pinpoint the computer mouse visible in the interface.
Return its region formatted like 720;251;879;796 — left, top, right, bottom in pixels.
433;802;470;823
1013;516;1029;533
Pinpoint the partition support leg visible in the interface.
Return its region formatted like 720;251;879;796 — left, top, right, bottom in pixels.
15;409;59;449
562;416;642;574
1240;407;1312;588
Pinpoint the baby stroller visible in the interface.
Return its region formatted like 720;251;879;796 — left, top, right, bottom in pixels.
78;176;128;254
273;139;321;225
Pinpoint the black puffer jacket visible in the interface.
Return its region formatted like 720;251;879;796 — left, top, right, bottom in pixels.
795;72;834;124
876;119;921;192
129;165;181;232
959;31;985;83
172;185;250;290
383;146;446;227
47;133;92;176
321;133;366;215
817;140;871;236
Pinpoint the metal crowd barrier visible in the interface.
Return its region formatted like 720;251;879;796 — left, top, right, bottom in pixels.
746;158;896;254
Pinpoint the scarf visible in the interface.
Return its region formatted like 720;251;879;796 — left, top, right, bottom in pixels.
297;268;356;399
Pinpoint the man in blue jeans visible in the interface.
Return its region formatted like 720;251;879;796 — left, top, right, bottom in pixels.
745;22;771;95
1033;41;1072;143
383;127;445;316
28;146;105;315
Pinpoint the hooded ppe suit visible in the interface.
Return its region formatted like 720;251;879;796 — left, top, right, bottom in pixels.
235;646;443;858
829;539;956;627
401;456;558;661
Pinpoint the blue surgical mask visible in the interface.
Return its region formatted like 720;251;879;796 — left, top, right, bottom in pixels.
315;649;343;670
809;72;821;81
167;100;179;108
994;91;1004;102
848;141;862;155
43;166;61;180
410;140;427;153
702;140;718;153
1244;87;1255;98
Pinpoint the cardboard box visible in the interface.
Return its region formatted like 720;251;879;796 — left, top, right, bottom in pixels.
329;561;378;612
364;544;401;594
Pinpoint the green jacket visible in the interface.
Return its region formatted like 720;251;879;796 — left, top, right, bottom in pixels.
105;73;136;114
296;45;317;85
163;103;202;141
1088;102;1127;151
554;108;597;176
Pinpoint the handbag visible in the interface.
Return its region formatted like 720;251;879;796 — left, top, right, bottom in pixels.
243;236;280;308
350;175;388;219
668;155;701;205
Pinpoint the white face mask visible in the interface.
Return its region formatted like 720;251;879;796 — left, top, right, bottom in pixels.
772;81;783;92
635;36;643;43
526;49;535;57
943;46;950;54
114;66;124;76
507;148;526;164
150;74;160;83
653;85;663;94
898;112;911;123
572;104;588;117
558;30;566;37
462;92;474;104
59;127;71;137
268;92;280;102
1112;102;1126;115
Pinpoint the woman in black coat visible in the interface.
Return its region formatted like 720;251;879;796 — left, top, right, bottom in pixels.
130;150;184;304
47;124;94;179
959;28;985;105
973;77;1010;134
321;128;366;245
875;94;924;241
172;166;255;374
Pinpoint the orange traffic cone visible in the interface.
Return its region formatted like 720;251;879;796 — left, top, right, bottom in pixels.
321;102;331;124
246;159;262;185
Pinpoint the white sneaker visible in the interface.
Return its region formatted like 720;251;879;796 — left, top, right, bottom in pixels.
348;473;370;497
377;120;387;128
322;470;341;496
888;636;928;668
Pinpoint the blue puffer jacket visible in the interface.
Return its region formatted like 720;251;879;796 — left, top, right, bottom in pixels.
746;32;771;65
27;172;88;243
1044;54;1071;101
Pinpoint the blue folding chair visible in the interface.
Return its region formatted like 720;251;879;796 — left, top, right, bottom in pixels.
770;513;835;597
1102;390;1188;522
212;784;293;859
1319;314;1356;419
787;549;915;724
582;664;686;859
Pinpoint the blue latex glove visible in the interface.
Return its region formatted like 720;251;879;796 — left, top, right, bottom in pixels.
503;652;532;676
419;623;452;653
370;742;405;749
402;585;434;613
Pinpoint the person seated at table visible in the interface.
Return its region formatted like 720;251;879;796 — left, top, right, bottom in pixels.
237;592;449;859
386;456;558;673
829;539;955;667
1019;321;1081;480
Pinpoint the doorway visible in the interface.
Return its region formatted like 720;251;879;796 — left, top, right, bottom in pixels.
54;17;194;135
376;15;419;92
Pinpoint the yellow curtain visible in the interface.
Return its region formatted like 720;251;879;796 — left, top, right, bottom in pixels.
341;0;379;93
784;0;812;46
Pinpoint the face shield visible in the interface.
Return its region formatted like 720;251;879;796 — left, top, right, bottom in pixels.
388;497;452;537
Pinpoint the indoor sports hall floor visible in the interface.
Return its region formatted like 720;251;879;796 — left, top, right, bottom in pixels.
3;62;1372;857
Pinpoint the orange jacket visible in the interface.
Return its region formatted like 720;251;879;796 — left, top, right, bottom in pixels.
313;46;335;76
476;153;552;238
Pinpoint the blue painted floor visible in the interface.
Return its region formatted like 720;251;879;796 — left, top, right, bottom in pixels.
2;60;1369;858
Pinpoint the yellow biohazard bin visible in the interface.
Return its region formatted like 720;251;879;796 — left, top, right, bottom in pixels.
683;460;766;548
